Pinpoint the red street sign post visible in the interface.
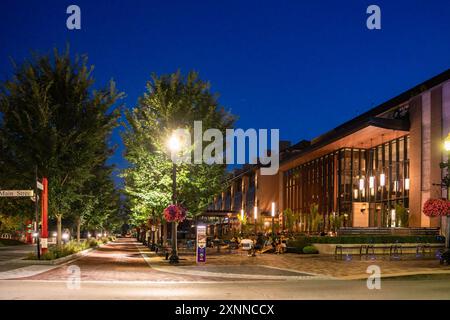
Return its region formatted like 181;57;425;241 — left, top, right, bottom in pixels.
41;178;48;254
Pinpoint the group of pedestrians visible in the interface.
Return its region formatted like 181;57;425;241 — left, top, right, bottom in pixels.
229;233;287;256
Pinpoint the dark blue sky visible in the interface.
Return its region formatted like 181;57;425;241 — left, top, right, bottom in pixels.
1;0;450;185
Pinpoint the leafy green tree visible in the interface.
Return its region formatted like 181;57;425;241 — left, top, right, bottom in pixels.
395;203;408;227
122;71;235;232
284;208;296;233
309;203;323;233
0;48;122;245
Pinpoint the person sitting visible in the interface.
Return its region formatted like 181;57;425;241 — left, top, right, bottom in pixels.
275;239;286;254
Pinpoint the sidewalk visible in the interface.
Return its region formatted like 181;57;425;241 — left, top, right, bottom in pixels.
142;246;450;280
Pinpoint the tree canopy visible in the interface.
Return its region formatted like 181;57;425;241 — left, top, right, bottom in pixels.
0;48;122;242
122;71;235;227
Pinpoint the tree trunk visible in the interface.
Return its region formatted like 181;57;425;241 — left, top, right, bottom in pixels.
163;221;167;246
56;214;62;246
76;217;81;243
136;227;140;241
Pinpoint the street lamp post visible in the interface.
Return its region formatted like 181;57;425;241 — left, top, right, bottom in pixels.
34;166;40;260
444;133;450;249
168;134;181;264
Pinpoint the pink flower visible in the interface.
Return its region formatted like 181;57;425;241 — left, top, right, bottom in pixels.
423;198;450;217
164;204;187;222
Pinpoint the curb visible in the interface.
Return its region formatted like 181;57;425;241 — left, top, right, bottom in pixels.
339;269;450;280
150;264;333;280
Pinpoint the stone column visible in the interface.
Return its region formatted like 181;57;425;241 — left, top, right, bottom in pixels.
409;96;423;227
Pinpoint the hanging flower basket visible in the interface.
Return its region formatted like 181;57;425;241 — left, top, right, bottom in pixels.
423;198;450;217
164;204;187;223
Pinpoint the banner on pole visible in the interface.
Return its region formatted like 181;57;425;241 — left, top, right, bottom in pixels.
196;225;207;263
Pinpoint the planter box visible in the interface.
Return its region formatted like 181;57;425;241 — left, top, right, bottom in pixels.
312;243;445;255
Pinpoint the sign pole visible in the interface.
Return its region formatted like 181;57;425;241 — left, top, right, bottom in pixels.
35;166;40;260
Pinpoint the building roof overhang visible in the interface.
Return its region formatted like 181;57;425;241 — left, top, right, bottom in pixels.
279;117;410;171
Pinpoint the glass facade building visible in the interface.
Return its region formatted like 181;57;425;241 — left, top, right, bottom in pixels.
284;135;410;229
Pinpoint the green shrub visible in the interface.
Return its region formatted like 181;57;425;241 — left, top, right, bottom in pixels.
287;238;311;252
303;245;319;254
26;252;36;260
41;251;56;260
87;238;99;248
24;240;94;260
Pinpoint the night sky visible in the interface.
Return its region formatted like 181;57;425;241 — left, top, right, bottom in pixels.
1;0;450;186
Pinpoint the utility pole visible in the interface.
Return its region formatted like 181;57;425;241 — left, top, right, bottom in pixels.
34;166;40;260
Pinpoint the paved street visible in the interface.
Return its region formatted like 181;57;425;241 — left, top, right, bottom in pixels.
0;238;450;299
0;243;35;262
0;243;36;272
2;277;450;299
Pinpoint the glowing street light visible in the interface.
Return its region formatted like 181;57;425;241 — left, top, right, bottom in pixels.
168;134;181;152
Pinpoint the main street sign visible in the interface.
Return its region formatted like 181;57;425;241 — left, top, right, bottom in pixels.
0;190;34;197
